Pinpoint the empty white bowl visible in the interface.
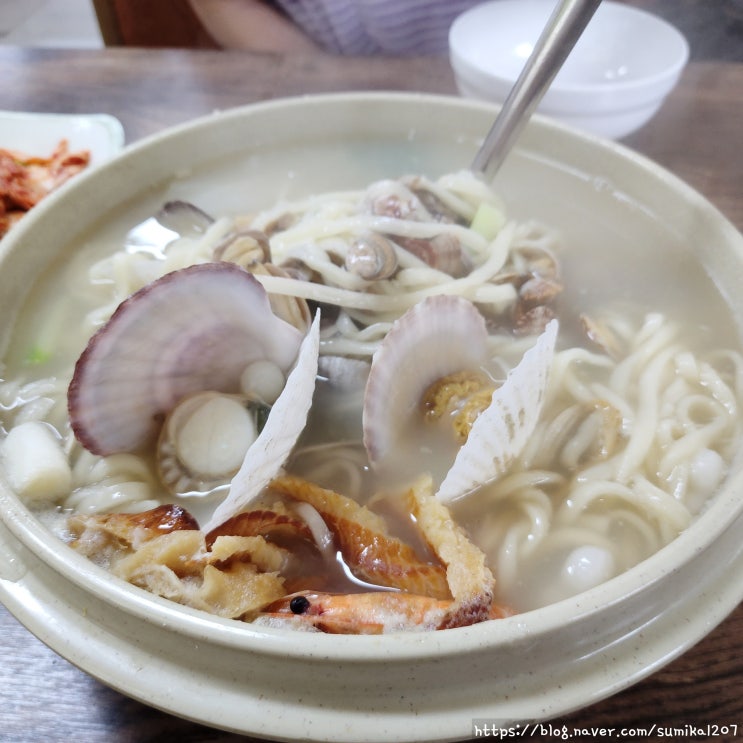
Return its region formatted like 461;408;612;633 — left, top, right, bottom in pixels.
449;0;689;138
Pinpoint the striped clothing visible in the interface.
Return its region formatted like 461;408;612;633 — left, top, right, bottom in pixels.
273;0;482;55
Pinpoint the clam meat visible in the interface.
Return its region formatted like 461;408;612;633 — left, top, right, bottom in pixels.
362;295;490;466
157;391;269;496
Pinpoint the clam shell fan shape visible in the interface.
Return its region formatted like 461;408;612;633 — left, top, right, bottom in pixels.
362;295;490;465
68;262;321;531
362;294;558;503
203;311;320;531
68;262;304;455
437;318;558;502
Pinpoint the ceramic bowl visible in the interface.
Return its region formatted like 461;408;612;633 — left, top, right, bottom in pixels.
1;93;742;742
449;0;689;138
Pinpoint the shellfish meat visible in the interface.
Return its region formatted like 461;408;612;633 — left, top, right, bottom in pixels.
437;319;558;502
362;295;490;466
362;295;558;502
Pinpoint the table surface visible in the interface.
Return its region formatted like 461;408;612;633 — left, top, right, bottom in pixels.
0;46;741;743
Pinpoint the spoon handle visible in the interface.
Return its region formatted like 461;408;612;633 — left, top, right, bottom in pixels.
471;0;603;180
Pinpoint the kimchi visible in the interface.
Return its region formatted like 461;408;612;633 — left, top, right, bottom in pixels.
0;139;90;238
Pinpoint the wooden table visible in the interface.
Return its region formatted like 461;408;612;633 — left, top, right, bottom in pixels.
1;46;741;742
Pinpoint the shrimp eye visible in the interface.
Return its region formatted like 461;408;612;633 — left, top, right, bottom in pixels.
289;595;311;614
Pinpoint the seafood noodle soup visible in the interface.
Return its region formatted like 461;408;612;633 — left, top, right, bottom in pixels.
1;138;741;633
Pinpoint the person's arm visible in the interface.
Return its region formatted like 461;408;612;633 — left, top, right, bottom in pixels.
188;0;320;52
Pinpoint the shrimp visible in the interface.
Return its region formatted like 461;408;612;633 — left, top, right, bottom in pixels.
261;590;513;634
265;474;503;630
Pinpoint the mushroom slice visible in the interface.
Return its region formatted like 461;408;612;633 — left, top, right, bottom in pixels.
362;295;490;466
68;262;304;456
436;319;558;502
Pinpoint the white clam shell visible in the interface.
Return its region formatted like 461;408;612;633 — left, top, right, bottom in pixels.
204;311;321;531
362;295;489;465
69;262;304;455
436;319;558;502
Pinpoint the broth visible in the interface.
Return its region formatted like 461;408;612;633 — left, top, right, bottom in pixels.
1;138;741;627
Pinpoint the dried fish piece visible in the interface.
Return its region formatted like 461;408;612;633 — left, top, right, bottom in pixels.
269;474;452;598
260;475;511;633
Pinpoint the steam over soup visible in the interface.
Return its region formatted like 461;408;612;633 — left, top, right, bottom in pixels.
1;163;741;633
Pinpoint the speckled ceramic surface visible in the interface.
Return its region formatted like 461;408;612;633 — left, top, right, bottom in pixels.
1;94;742;742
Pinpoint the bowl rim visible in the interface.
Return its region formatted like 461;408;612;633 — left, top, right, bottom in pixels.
449;0;690;97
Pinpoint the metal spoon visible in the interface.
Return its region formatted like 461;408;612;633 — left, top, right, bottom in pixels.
471;0;603;180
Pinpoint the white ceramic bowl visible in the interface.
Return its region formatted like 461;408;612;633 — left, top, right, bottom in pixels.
0;110;124;167
449;0;689;138
1;93;742;742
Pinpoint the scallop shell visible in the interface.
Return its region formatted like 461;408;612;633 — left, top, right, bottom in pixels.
436;319;558;502
362;295;489;465
68;262;304;456
203;311;321;532
362;295;558;503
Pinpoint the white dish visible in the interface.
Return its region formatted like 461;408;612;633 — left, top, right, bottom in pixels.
0;94;742;742
0;110;124;165
449;0;689;138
